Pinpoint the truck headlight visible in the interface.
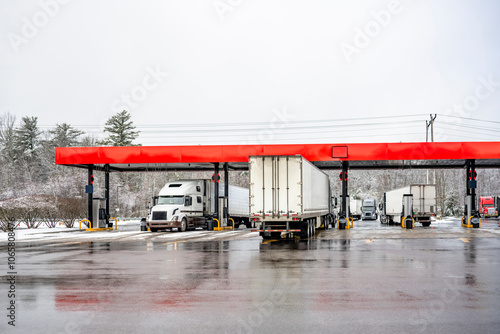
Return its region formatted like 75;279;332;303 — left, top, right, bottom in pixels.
172;216;179;222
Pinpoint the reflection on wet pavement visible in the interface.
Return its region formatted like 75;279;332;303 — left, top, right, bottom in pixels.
0;219;499;333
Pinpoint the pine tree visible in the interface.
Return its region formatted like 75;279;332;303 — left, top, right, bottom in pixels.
101;110;140;146
15;116;42;161
49;123;85;147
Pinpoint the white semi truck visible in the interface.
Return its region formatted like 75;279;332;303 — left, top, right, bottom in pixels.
361;198;378;220
146;179;249;232
249;155;334;239
380;184;436;227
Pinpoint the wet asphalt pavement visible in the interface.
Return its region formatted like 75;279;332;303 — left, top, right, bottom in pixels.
1;219;500;333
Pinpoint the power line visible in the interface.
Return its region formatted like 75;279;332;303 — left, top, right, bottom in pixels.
434;131;497;142
137;121;424;138
435;126;499;140
440;114;500;125
37;114;427;129
133;113;428;129
138;131;425;145
438;121;500;133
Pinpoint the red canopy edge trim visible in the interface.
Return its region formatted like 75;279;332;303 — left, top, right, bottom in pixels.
54;142;500;165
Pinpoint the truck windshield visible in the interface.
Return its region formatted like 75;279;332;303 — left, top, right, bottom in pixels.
484;204;494;207
158;195;184;205
363;206;375;210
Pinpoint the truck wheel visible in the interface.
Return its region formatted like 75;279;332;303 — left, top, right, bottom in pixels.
179;218;187;232
422;222;431;227
150;228;158;232
300;221;309;238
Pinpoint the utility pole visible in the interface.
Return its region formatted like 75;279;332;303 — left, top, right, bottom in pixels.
426;114;437;184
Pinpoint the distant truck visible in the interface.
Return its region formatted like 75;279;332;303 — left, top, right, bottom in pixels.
349;199;362;220
250;155;334;239
146;179;249;232
361;198;377;220
380;185;436;227
497;197;500;217
478;196;498;218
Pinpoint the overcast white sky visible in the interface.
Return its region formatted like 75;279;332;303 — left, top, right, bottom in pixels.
1;0;499;145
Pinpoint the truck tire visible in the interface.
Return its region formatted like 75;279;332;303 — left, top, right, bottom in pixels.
179;218;187;232
300;221;311;239
150;228;158;232
422;222;431;227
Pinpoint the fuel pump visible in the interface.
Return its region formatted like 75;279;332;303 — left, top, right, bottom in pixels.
462;195;480;228
219;197;228;228
338;195;349;229
402;194;414;229
92;198;107;229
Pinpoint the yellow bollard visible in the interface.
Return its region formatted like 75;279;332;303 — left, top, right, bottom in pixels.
213;218;220;231
79;219;91;229
110;217;118;230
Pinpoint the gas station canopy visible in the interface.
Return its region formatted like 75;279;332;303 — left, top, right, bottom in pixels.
55;142;500;171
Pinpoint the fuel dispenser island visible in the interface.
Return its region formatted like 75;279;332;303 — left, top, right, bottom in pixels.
401;194;414;229
338;195;353;230
462;161;481;228
462;195;481;228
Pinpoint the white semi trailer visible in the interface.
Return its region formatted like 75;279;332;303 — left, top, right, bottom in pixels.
146;179;249;232
249;155;334;239
349;199;363;220
380;184;436;227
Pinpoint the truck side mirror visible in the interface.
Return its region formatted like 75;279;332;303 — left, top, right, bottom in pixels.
184;196;192;207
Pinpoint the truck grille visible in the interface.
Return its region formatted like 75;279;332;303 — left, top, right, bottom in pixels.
152;211;167;220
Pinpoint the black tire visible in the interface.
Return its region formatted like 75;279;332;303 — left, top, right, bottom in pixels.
150;228;158;232
422;222;431;227
179;218;187;232
300;221;309;238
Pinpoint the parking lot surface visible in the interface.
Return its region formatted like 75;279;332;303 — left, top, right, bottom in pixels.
1;218;499;333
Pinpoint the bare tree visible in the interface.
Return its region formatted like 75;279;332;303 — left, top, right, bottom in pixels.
0;207;20;232
59;197;86;228
20;209;42;229
43;207;60;228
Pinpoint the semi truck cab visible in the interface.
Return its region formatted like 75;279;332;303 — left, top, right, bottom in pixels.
361;199;378;220
147;180;208;232
478;196;498;218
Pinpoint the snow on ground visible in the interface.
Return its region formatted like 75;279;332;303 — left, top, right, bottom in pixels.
0;219;142;242
0;219;260;243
